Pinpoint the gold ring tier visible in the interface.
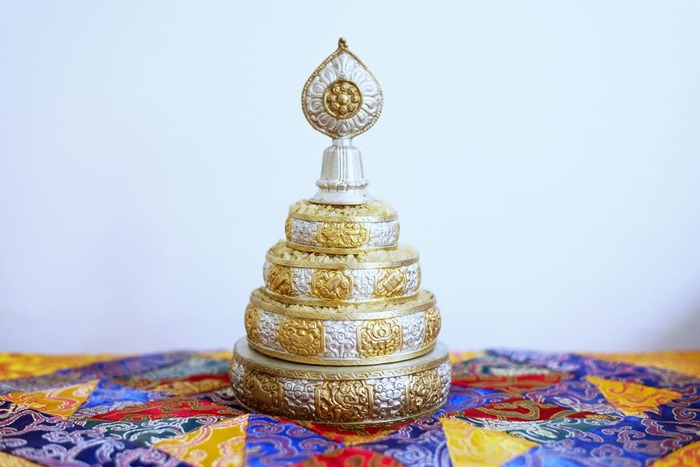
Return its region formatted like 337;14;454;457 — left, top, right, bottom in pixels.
263;242;420;306
245;288;441;366
286;200;399;254
230;339;451;427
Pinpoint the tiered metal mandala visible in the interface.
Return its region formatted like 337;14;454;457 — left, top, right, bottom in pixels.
230;38;451;427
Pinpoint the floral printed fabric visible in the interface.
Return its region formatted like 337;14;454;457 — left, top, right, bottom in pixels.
0;349;698;466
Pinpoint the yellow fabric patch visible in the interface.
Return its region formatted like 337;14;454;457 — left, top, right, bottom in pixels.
195;350;233;361
584;351;700;379
449;351;484;364
652;440;700;466
154;414;249;467
0;452;42;467
0;353;123;380
441;417;538;466
587;376;682;417
1;380;98;419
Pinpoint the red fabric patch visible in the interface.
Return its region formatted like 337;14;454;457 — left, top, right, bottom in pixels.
89;395;241;421
293;447;405;467
295;418;409;444
452;373;570;394
457;396;607;421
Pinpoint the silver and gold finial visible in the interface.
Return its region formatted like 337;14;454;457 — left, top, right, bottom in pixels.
302;38;383;139
303;38;382;206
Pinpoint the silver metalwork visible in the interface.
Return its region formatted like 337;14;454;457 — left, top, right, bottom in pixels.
230;340;450;427
302;39;383;206
245;288;440;365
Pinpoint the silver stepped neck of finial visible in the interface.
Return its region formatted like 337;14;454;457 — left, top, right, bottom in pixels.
312;137;371;205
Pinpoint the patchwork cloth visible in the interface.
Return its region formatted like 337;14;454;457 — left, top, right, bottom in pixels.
0;349;698;466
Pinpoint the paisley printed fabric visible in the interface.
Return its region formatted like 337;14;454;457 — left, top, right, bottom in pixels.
0;349;698;466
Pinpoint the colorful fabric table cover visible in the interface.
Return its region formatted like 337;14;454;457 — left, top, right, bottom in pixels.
0;349;698;466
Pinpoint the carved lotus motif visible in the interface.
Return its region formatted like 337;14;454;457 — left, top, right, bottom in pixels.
302;38;383;138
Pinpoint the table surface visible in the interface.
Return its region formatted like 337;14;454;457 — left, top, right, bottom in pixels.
0;349;698;466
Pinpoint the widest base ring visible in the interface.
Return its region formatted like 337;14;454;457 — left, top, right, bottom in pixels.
229;339;451;427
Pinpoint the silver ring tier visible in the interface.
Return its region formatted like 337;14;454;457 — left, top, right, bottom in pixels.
245;288;441;366
230;339;451;427
263;250;421;306
286;216;399;254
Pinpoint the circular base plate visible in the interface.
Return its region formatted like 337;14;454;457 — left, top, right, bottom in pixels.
229;339;451;427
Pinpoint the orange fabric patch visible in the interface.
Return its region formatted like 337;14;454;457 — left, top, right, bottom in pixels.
1;380;98;419
0;353;124;380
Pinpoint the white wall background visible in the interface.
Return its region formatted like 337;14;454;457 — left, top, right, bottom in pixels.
1;1;699;354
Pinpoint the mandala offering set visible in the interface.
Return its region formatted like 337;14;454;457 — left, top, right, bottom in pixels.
230;38;451;426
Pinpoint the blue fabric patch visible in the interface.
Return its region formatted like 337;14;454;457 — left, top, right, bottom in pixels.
244;414;342;466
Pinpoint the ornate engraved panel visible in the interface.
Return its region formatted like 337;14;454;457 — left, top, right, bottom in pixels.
317;222;369;248
401;312;425;351
406;264;421;294
371;376;408;420
368;221;399;247
311;270;353;300
244;304;260;343
243;369;283;414
424;307;441;345
282;379;315;419
277;318;323;356
229;361;245;403
358;319;403;357
324;320;359;359
374;268;408;298
292;267;313;297
407;369;443;414
315;380;373;423
257;312;283;351
284;217;292;240
266;264;294;296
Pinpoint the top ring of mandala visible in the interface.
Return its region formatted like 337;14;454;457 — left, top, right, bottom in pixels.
302;38;384;139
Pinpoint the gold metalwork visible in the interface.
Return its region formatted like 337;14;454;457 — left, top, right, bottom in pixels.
285;241;397;255
266;254;418;270
424;307;441;345
322;80;362;119
250;287;436;319
284;217;292;240
242;368;283;414
358;319;403;358
230;340;450;426
245;289;438;365
244;304;259;343
317;222;369;248
233;339;448;381
277;318;324;356
247;342;433;366
261;289;416;307
375;268;408;298
311;269;353;300
288;199;398;223
316;380;372;423
266;264;293;296
408;369;443;413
